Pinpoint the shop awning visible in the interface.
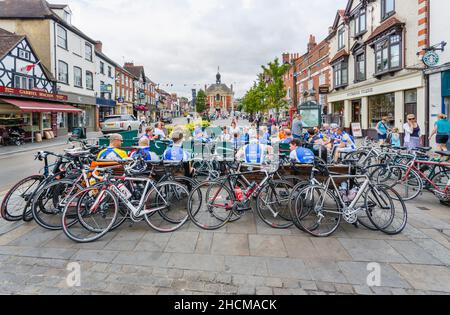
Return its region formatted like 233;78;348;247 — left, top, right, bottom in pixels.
0;98;82;113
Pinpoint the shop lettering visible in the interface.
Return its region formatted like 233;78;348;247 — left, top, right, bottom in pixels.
347;88;373;97
0;86;68;101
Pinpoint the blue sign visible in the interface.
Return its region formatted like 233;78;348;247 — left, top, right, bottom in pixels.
117;97;124;103
423;51;440;67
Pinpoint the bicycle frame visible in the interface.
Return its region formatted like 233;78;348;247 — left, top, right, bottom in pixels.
404;159;450;194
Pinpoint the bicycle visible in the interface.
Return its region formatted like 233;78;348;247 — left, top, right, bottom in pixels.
61;164;190;243
187;162;294;230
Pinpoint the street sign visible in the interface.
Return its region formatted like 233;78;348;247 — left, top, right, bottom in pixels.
117;97;124;103
423;51;440;67
318;86;329;94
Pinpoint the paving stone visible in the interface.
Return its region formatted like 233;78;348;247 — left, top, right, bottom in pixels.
195;232;213;254
168;253;224;272
310;238;352;261
198;271;217;282
300;280;318;291
104;240;139;251
387;240;442;265
221;284;238;295
182;270;202;281
134;233;172;252
256;287;273;295
392;264;450;293
224;255;268;276
390;288;408;295
165;232;199;254
338;261;411;289
113;251;171;267
307;291;327;295
282;236;318;259
316;281;336;293
419;229;450;250
353;285;373;295
266;257;311;280
226;213;257;234
215;274;232;284
282;278;301;289
111;229;147;242
121;265;154;275
238;286;256;295
334;283;354;294
7;229;59;247
0;224;36;246
158;288;193;295
0;246;76;260
265;277;283;288
72;250;119;263
232;275;265;287
305;260;348;284
371;287;393;295
204;283;222;293
412;238;450;266
249;235;287;257
211;233;249;256
338;239;408;263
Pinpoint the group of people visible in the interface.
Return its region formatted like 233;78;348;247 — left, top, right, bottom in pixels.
376;113;450;152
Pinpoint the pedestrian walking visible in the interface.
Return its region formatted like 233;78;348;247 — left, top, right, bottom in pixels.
292;114;303;140
429;113;450;151
376;117;390;145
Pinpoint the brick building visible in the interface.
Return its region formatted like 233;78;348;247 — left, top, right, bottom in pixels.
115;66;134;115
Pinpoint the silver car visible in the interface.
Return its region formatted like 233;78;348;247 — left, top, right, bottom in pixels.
100;115;143;134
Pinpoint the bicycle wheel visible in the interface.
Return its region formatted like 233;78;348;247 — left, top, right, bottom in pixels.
372;165;422;201
31;179;82;231
188;181;234;230
294;185;342;237
62;187;119;243
144;181;190;232
373;185;408;235
1;175;44;221
256;180;294;229
431;170;450;190
357;184;395;232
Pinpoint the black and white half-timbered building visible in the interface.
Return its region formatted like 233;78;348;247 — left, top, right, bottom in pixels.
0;28;80;141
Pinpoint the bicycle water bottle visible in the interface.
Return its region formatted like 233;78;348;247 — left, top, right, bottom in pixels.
117;184;132;200
234;186;244;202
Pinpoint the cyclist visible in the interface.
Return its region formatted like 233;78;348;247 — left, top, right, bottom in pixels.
97;134;128;161
130;137;160;162
333;127;357;163
163;131;191;162
236;138;273;164
289;139;315;164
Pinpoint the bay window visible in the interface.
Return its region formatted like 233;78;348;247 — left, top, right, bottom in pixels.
375;34;402;75
333;60;348;89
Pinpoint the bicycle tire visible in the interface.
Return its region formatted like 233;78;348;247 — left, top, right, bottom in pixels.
1;175;44;221
256;180;294;229
373;185;408;235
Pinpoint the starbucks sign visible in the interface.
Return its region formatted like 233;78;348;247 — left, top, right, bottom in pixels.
422;51;440;67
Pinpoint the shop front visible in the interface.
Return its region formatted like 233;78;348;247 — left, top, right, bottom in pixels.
97;98;116;122
62;92;98;133
0;97;82;142
328;72;425;140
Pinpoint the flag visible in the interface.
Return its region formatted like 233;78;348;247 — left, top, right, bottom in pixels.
20;60;40;73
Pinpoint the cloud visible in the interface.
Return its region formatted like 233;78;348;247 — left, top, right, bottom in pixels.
56;0;347;98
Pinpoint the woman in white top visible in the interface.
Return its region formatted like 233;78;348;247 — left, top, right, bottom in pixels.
229;121;240;138
403;114;421;150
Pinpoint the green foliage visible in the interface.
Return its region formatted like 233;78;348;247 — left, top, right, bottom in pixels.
195;90;207;114
242;57;290;114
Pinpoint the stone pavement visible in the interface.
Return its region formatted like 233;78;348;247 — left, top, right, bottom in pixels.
0;190;449;296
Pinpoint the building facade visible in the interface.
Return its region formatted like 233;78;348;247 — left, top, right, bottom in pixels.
206;70;234;114
115;66;134;116
0;1;99;133
95;41;117;122
425;0;450;145
327;0;427;140
0;28;80;140
124;62;146;119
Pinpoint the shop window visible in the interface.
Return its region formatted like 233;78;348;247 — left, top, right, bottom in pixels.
57;112;67;128
368;93;395;128
42;113;52;130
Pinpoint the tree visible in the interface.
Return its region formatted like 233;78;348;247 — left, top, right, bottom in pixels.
261;58;290;113
195;90;207;114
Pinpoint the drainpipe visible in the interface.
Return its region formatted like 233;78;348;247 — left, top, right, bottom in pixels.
424;0;431;146
53;20;57;95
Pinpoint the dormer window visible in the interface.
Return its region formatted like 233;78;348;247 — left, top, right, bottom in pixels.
63;10;71;24
354;8;367;36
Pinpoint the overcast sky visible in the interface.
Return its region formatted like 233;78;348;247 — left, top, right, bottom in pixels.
58;0;347;99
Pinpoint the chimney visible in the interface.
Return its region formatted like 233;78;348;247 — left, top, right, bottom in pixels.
124;62;134;67
231;84;233;92
307;35;317;52
95;41;103;53
282;53;290;64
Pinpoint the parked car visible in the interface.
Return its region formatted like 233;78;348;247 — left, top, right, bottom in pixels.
161;116;173;124
100;115;143;134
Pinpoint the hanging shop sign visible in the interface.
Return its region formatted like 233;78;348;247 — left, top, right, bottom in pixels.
422;51;440;68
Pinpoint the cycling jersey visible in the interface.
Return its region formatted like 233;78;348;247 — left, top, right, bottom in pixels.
97;147;128;161
340;132;356;150
130;148;160;162
163;146;191;162
290;147;315;164
243;144;266;164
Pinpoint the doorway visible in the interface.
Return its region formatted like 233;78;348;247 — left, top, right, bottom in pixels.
352;100;361;123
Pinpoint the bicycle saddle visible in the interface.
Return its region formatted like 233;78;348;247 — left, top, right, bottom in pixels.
435;151;450;157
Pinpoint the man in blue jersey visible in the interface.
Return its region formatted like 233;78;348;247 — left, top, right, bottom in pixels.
236;138;273;165
289;139;315;164
333;127;357;163
163;131;191;162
